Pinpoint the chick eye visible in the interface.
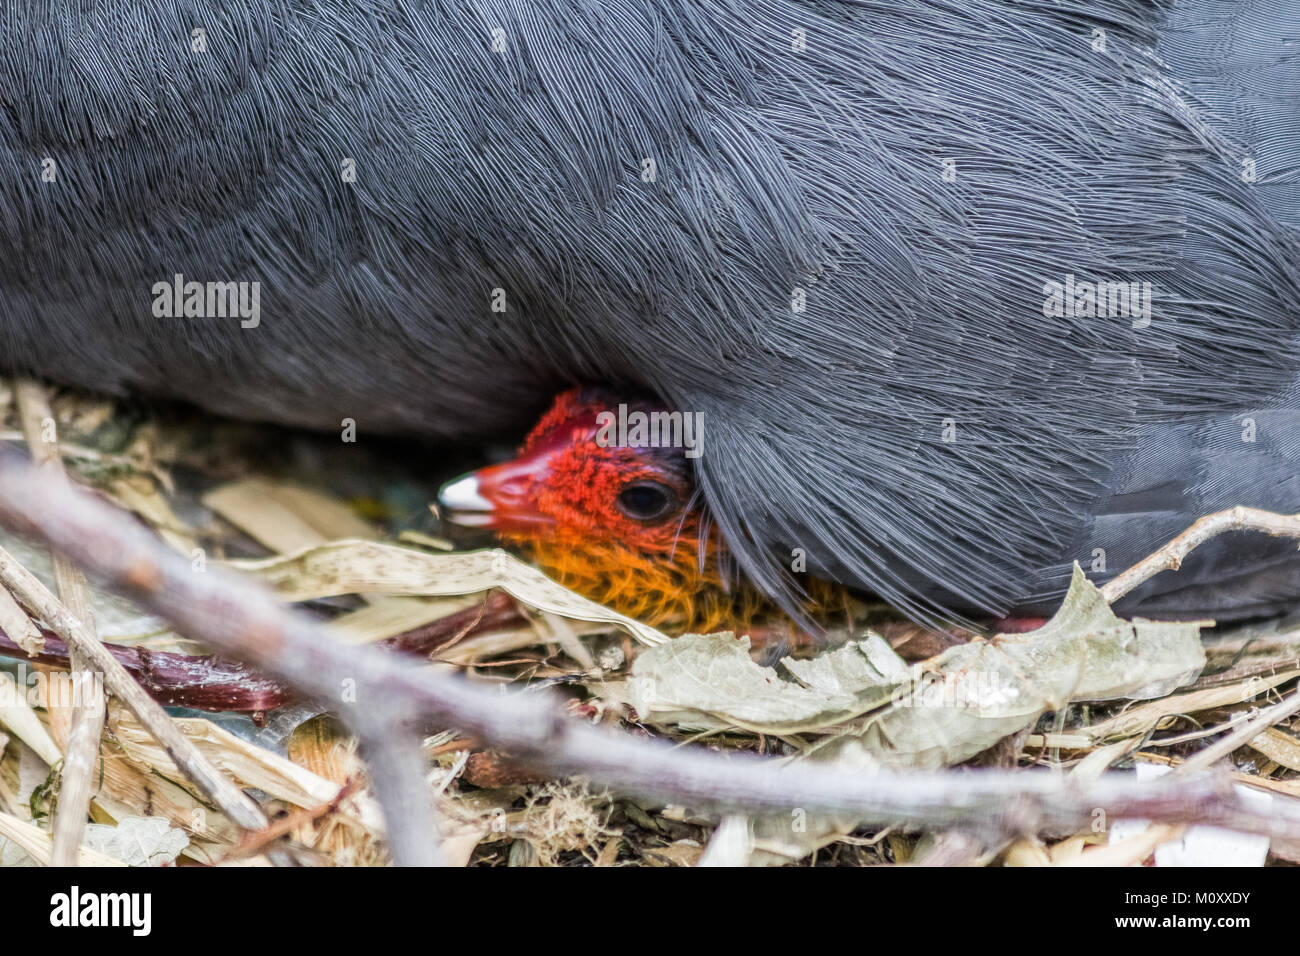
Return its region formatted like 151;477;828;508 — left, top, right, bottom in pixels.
616;481;677;522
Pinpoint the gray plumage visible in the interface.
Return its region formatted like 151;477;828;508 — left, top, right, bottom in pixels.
2;1;1299;625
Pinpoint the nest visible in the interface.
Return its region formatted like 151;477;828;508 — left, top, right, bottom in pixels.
0;386;1297;868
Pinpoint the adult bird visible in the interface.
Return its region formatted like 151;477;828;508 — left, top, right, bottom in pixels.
2;1;1299;629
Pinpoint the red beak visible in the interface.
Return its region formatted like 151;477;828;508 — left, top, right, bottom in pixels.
437;441;560;533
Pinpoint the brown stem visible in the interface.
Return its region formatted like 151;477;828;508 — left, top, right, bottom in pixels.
0;626;290;712
0;593;523;713
0;541;269;834
1100;506;1300;604
381;592;522;657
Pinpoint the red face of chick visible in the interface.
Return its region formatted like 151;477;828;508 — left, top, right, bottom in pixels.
439;389;750;630
440;389;693;539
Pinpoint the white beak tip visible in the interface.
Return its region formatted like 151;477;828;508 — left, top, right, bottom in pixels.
438;474;493;517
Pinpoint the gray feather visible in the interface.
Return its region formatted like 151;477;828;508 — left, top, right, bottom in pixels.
2;0;1298;624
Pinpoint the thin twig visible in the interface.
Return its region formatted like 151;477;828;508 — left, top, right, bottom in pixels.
228;777;361;860
16;379;107;867
0;578;41;655
356;718;447;866
0;453;1296;848
0;625;291;712
0;542;268;834
1173;689;1300;776
0;592;521;713
1101;507;1300;604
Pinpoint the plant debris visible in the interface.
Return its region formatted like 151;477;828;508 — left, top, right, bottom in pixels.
0;388;1297;867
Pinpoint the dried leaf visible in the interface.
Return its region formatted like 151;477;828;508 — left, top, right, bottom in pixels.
204;479;376;555
1246;727;1300;771
230;540;667;646
0;672;63;765
827;565;1206;768
625;567;1205;773
0;811;124;866
108;706;385;835
83;815;190;867
628;632;906;733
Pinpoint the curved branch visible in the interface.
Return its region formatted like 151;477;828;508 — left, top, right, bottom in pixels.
0;451;1296;854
